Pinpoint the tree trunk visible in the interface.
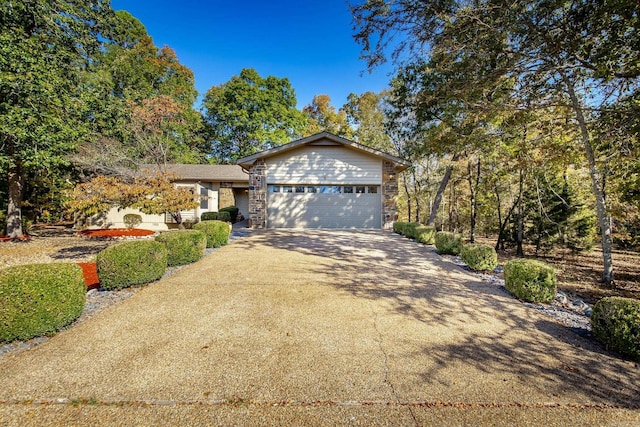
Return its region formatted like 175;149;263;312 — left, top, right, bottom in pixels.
402;173;412;222
171;211;185;230
468;158;481;243
516;169;524;257
564;75;614;284
412;168;421;222
427;153;460;226
6;161;24;238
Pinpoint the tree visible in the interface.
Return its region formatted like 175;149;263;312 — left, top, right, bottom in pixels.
351;0;640;283
67;171;200;229
0;0;115;238
303;95;354;138
343;91;392;151
203;68;306;164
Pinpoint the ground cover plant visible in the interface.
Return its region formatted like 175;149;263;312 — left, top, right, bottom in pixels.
96;240;167;290
0;263;86;342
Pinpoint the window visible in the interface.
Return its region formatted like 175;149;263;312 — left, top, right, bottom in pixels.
270;185;280;193
368;186;378;194
343;186;353;194
295;186;305;193
282;186;293;193
355;186;366;194
332;186;342;193
318;186;330;194
307;186;317;193
200;187;209;209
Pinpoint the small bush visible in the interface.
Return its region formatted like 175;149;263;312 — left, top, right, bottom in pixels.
156;230;207;266
219;206;240;223
504;259;556;303
192;220;230;248
434;231;463;255
415;226;436;245
123;213;142;229
201;211;232;222
393;221;408;235
96;240;167;290
403;222;422;238
591;297;640;361
0;263;86;342
460;244;498;271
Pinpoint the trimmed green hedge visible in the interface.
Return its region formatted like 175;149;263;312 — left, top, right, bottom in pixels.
415;226;436;245
192;220;230;248
504;259;556;303
434;231;463;255
403;222;421;239
461;244;498;271
97;240;167;290
393;221;408;235
219;206;240;223
201;211;231;222
0;263;86;342
591;297;640;361
156;230;207;266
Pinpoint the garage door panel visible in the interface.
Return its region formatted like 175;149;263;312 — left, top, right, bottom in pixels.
268;193;381;229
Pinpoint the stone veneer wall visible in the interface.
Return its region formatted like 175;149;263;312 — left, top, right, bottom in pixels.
219;182;235;209
248;159;267;229
382;160;400;229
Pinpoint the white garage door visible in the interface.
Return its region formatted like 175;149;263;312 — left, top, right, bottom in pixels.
267;185;381;229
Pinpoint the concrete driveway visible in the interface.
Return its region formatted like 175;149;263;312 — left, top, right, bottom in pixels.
0;230;638;426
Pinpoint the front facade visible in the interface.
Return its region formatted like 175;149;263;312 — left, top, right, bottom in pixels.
237;132;410;229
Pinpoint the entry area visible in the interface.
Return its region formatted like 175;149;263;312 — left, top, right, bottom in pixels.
267;184;382;229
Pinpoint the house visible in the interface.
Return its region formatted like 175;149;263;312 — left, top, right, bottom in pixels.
237;132;410;229
87;164;250;231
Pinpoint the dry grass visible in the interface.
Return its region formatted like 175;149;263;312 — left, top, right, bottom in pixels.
476;237;640;304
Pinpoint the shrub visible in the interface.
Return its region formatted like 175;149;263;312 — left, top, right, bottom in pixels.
415;226;436;245
123;213;142;229
0;263;86;342
156;230;207;266
403;222;422;238
434;231;463;255
201;211;232;222
460;244;498;271
591;297;640;361
192;220;230;248
504;259;556;303
219;206;240;223
393;221;408;235
96;240;167;290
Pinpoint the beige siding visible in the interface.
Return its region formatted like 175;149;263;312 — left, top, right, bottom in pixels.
88;207;169;231
266;146;382;185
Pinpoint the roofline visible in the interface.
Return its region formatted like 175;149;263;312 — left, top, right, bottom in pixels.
236;132;411;171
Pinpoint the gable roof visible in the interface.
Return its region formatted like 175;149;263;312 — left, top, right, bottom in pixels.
141;164;248;182
236;132;411;171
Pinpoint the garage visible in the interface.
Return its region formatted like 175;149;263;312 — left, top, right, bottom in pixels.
267;185;381;228
237;132;410;230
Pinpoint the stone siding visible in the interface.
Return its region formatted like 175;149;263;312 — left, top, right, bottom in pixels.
219;182;235;209
382;161;400;230
248;160;267;229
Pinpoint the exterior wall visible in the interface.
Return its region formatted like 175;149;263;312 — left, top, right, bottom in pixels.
248;159;267;228
266;146;382;185
382;161;400;230
219;182;235;209
87;207;169;231
233;189;250;219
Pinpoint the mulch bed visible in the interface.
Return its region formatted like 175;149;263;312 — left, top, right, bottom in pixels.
0;235;31;242
78;228;155;239
77;262;100;291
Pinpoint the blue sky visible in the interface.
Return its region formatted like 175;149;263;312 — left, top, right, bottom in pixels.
110;0;395;109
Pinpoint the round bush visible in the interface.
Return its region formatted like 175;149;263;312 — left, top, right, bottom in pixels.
123;213;142;229
0;263;86;342
219;206;240;223
415;226;436;245
201;211;231;222
403;222;422;239
393;221;408;235
192;220;230;248
504;259;556;303
461;244;498;271
434;231;463;255
96;240;167;290
155;230;207;266
591;297;640;361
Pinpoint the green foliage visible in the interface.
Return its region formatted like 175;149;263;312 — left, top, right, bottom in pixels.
0;263;86;342
434;231;463;255
123;213;142;229
201;211;231;222
343;91;393;151
203;68;307;163
193;220;230;248
393;221;408;235
155;230;207;266
460;244;498;271
403;222;421;239
96;240;167;290
591;297;640;362
219;206;240;223
566;211;597;253
302;94;354;138
414;226;436;244
504;259;557;303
